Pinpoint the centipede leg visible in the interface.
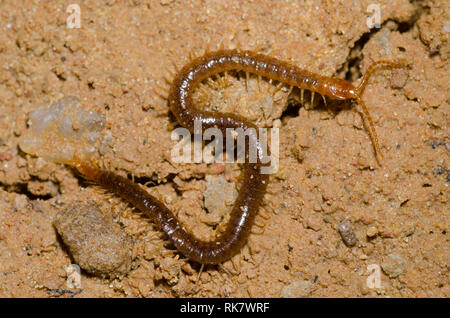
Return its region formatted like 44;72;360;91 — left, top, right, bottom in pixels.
197;264;205;281
163;75;172;85
250;223;265;235
254;218;266;228
144;180;154;187
321;94;327;107
154;89;168;100
219;39;225;51
154;80;169;92
207;77;215;88
245;72;250;92
188;49;196;61
258;206;270;220
289;85;294;95
170;59;179;73
231;255;241;274
273;82;283;95
219;260;239;277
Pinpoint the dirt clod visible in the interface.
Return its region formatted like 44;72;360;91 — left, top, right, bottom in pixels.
53;203;134;278
366;226;379;238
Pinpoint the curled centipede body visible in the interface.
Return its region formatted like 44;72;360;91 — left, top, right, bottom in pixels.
71;48;405;265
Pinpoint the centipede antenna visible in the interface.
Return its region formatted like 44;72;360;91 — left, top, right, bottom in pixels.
356;60;405;96
352;60;406;165
356;96;383;166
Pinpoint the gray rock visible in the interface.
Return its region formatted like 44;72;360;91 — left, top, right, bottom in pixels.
381;253;405;278
338;220;357;247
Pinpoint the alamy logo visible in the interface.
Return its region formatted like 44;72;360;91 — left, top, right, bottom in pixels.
366;4;381;29
366;264;382;289
66;4;81;29
171;119;279;174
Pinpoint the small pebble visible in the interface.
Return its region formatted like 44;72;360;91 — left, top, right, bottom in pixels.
0;151;13;161
381;253;405;278
366;226;378;238
280;280;312;298
338;220;357;247
306;214;322;231
53;203;134;278
390;69;409;89
359;278;369;295
14;195;29;211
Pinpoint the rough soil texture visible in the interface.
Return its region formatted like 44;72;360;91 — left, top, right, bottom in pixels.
0;0;448;297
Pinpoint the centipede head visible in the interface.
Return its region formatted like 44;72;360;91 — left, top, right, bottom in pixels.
325;78;359;100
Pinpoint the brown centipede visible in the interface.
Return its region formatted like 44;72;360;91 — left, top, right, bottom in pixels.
70;48;405;265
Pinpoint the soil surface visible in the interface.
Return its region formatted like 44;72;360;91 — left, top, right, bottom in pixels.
0;0;448;297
